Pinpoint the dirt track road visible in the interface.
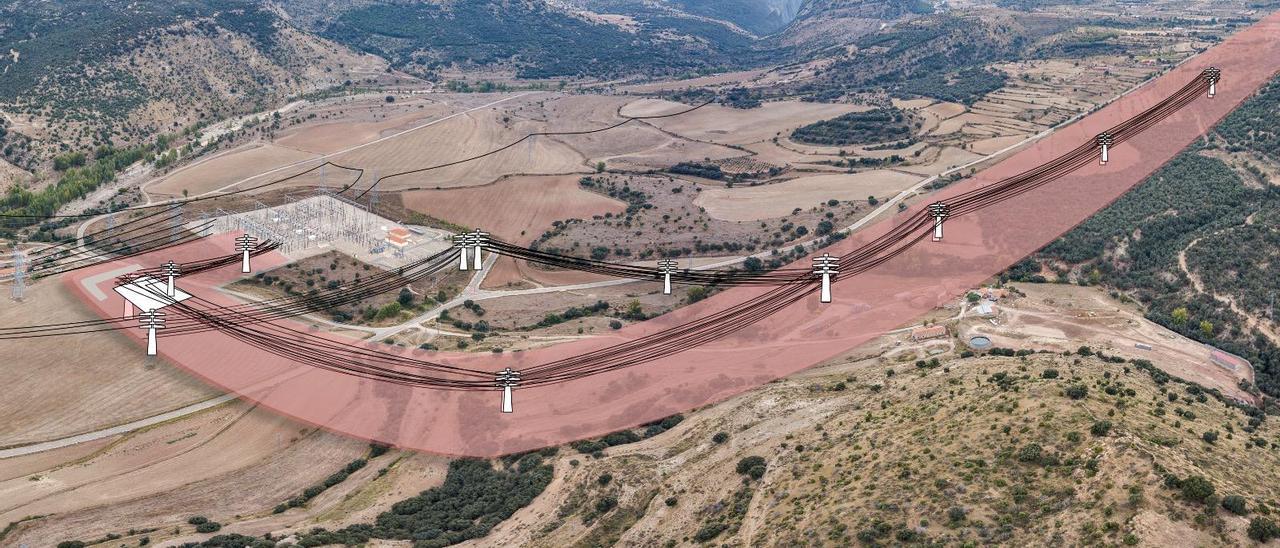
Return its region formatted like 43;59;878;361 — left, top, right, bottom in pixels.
1177;215;1280;348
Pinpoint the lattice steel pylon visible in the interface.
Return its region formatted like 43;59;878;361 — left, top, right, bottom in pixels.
10;245;26;301
196;211;210;237
105;211;117;249
169;204;185;243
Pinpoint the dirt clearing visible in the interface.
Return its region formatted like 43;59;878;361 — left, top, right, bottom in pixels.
275;102;453;154
402;174;626;287
0;279;217;446
147;143;318;199
694;171;919;221
622;99;868;146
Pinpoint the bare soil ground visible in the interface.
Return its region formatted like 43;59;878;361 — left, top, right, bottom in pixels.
329;98;589;190
401;175;625;243
400;174;627;288
485;259;615;290
896;146;986;176
960;283;1254;402
968;134;1032;155
0;279;217;447
0;156;30;188
693;171;919;221
0;438;114;483
161;452;447;545
143;93;562;200
274;99;453;154
146;142;318;199
0;401;372;547
623;99;868;146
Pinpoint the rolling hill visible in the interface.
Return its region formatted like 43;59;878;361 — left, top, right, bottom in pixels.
0;0;383;167
0;0;939;171
775;0;934;51
496;349;1280;546
290;0;767;80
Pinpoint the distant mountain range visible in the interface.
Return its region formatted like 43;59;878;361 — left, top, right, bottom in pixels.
295;0;757;80
274;0;914;80
779;0;934;50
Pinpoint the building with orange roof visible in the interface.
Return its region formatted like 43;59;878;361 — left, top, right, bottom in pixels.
386;227;412;248
910;325;947;341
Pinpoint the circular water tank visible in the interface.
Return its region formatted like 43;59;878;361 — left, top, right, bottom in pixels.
968;336;992;349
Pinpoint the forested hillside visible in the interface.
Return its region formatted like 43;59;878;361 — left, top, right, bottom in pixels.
0;0;378;166
790;107;919;146
777;0;932;51
666;0;803;34
1035;74;1280;405
570;0;803;36
790;13;1045;104
315;0;764;80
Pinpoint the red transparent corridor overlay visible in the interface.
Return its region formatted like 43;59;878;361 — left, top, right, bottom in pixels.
62;14;1280;456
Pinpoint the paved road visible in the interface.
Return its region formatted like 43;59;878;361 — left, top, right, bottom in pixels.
0;394;238;459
